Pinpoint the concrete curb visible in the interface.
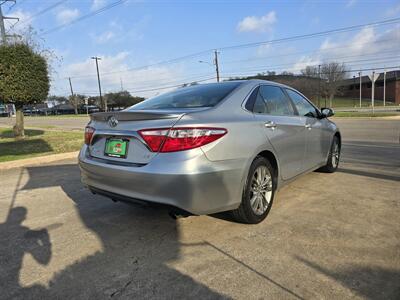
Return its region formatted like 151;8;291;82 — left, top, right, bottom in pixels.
0;151;79;171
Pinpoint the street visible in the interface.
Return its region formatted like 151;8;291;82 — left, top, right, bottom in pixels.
0;118;399;299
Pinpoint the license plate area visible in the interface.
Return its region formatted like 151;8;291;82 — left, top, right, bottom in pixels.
104;138;129;158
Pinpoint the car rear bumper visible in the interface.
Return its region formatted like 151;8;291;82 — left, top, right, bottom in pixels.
78;146;246;215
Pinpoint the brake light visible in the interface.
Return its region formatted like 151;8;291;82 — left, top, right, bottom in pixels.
138;127;227;152
84;126;95;145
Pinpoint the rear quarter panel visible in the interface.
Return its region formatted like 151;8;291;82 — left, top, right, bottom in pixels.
174;82;280;199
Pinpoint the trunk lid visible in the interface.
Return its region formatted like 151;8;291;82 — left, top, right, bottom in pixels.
88;110;185;165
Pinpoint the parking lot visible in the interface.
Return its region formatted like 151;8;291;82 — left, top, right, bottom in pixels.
0;118;399;299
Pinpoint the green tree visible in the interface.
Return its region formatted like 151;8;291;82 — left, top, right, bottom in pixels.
105;91;144;109
0;43;50;137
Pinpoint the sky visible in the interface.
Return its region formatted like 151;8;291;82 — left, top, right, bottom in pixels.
3;0;400;98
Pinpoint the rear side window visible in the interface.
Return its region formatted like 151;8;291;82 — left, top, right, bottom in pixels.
285;89;318;118
129;82;241;110
253;90;268;114
252;85;294;116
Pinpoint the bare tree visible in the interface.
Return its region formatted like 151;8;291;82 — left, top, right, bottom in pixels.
69;94;85;114
301;65;319;77
320;62;348;106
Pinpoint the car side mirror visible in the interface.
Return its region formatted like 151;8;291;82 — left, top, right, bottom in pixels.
320;108;334;118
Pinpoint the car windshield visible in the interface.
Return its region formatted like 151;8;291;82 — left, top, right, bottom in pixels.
128;82;241;110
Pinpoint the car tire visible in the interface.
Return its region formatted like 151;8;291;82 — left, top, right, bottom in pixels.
318;135;340;173
231;156;276;224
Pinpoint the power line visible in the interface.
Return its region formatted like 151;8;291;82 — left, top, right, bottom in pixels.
222;38;399;65
6;0;28;12
60;17;400;79
0;0;20;44
68;64;400;97
7;0;68;33
122;77;216;94
63;50;212;80
40;0;128;36
70;74;216;95
222;65;400;79
72;77;216;96
221;55;400;74
218;17;400;51
123;74;216;91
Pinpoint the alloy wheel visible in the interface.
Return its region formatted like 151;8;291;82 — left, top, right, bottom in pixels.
249;165;273;215
332;141;340;168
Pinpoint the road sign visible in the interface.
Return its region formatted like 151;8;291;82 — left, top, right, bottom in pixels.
368;72;377;113
368;72;378;83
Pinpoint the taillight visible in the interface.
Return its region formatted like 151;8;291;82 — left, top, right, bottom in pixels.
138;127;227;152
84;126;95;145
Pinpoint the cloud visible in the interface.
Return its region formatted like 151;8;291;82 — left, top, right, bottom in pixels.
256;44;272;56
289;25;400;73
237;11;277;33
91;0;106;11
56;8;80;25
94;30;115;44
52;52;184;98
319;26;400;59
385;3;400;17
290;56;321;73
346;0;357;8
91;17;149;45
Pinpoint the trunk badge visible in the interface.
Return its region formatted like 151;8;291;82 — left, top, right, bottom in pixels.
108;116;118;127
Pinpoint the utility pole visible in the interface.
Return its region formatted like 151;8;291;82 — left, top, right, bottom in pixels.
0;1;19;45
68;77;74;96
68;77;78;115
383;69;386;107
214;50;220;83
359;72;362;108
353;75;356;107
369;71;377;114
91;56;106;111
318;64;321;108
0;4;6;43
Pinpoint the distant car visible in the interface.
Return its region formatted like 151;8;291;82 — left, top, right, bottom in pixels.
79;80;340;224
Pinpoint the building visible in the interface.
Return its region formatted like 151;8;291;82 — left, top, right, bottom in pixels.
339;70;400;105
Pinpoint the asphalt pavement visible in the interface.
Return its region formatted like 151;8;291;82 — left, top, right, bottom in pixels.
0;118;399;299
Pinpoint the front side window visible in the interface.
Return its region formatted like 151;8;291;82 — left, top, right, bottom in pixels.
253;85;295;116
129;82;241;110
285;89;318;118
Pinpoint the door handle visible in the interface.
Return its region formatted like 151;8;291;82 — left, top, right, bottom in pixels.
305;124;312;130
265;121;277;129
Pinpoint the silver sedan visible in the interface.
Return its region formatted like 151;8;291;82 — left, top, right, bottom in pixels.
79;80;341;224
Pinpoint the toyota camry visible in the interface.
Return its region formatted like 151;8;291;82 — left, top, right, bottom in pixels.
79;80;341;224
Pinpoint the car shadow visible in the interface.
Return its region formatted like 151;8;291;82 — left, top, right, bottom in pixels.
2;163;229;299
0;207;53;298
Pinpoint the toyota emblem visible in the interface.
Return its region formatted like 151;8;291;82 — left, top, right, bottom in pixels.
108;116;118;127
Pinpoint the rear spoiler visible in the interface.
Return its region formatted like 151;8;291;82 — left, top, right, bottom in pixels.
90;111;181;122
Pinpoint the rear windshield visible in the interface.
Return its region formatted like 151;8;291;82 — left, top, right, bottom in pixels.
129;82;241;110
